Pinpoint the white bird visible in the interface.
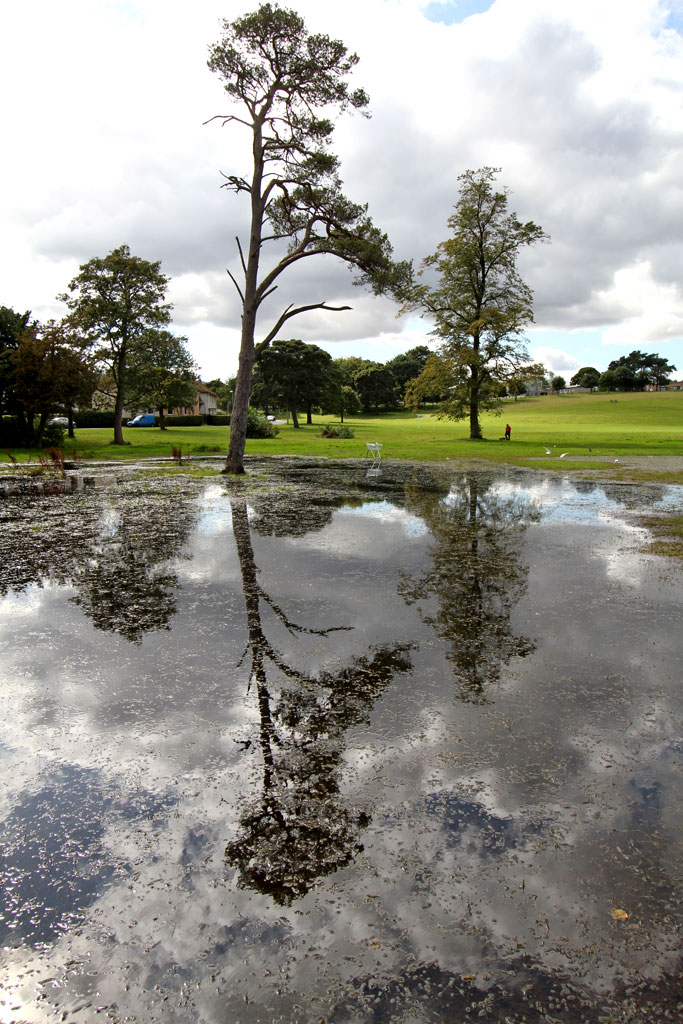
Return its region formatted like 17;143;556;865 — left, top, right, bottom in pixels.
542;446;554;454
559;452;569;458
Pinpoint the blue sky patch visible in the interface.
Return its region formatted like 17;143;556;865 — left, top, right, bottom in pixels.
664;9;683;33
423;0;495;25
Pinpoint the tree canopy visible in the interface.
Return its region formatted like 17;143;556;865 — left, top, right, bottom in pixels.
59;245;172;444
126;329;197;429
404;167;548;438
0;305;32;420
570;366;600;389
207;2;411;472
9;320;96;446
252;338;334;427
605;350;676;389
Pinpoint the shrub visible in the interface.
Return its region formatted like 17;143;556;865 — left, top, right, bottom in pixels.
0;416;65;448
164;415;204;427
74;410;116;428
317;424;355;438
0;416;25;447
245;407;278;438
42;423;66;448
206;414;231;426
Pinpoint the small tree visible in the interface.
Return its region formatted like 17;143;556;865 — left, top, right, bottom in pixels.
10;321;95;446
59;245;172;444
354;364;397;411
405;168;548;439
253;339;333;428
551;375;566;393
385;346;431;401
321;377;361;423
207;3;411;473
569;366;599;389
0;306;32;426
126;329;197;429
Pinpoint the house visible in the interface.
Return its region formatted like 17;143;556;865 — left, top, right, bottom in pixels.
171;381;218;417
524;379;549;396
645;380;682;391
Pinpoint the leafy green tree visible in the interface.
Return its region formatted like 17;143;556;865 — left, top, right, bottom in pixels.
0;306;32;422
333;356;374;386
254;339;334;427
320;376;361;423
570;366;600;389
10;321;96;446
207;3;411;473
354;364;397;411
205;376;237;411
126;329;197;429
385;345;431;400
507;377;528;400
59;245;172;444
606;350;676;389
599;364;639;391
551;375;566;392
405;167;548;438
645;355;677;388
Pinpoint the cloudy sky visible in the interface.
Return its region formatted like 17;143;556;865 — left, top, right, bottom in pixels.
3;0;683;381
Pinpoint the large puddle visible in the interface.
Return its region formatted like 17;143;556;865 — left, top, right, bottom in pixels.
0;458;681;1022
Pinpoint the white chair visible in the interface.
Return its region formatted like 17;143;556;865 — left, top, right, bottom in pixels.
366;442;383;467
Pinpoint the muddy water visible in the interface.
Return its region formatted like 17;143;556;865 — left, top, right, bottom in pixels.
0;459;680;1023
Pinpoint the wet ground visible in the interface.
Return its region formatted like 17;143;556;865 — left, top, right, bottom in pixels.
0;457;681;1023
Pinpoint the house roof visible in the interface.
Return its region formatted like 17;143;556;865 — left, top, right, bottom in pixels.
195;381;218;396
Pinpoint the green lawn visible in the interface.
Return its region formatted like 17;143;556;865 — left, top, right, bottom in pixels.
3;392;682;482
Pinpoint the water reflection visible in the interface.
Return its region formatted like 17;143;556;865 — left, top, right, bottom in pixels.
0;483;198;643
399;471;537;702
226;490;413;903
70;492;198;643
0;461;681;1023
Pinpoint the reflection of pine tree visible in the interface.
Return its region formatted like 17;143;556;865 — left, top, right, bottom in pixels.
399;472;537;703
226;492;412;905
71;489;198;643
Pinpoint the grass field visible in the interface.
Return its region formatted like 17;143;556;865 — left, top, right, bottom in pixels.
3;392;683;482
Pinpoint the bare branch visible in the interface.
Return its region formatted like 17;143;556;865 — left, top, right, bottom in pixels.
226;267;245;303
203;113;252;130
256;301;351;354
236;236;248;276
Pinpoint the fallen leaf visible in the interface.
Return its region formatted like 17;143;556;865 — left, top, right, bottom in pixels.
610;908;629;920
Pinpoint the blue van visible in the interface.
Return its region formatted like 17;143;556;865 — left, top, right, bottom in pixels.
127;414;156;427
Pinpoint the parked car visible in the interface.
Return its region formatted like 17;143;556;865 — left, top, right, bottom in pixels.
127;414;156;427
48;416;68;427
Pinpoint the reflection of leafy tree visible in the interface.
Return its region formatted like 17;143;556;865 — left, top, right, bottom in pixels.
399;472;536;703
226;491;412;904
71;490;198;643
0;494;97;598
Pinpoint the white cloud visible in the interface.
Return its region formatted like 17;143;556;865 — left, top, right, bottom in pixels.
530;346;582;377
1;0;683;377
598;262;683;347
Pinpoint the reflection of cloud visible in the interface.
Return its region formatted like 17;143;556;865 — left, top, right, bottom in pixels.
0;465;681;1021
